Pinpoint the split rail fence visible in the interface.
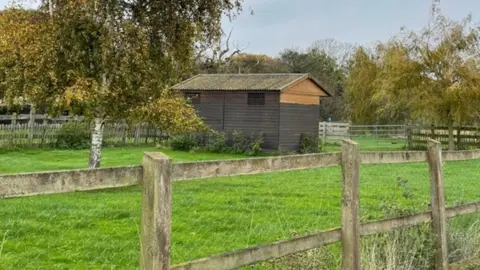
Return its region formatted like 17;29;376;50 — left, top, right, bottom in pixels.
2;141;480;269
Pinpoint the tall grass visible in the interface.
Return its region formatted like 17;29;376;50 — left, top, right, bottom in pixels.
255;217;480;270
256;178;480;270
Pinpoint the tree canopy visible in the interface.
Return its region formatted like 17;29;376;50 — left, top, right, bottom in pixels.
1;0;243;167
347;14;480;149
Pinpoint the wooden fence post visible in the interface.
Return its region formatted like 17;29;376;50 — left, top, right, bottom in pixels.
341;139;361;270
141;152;172;270
11;113;17;125
28;105;36;146
322;121;327;144
134;124;141;145
427;139;448;270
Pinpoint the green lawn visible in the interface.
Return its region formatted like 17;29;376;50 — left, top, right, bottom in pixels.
0;147;245;174
1;157;480;269
323;136;407;152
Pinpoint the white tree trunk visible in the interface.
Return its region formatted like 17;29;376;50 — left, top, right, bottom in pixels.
88;117;105;169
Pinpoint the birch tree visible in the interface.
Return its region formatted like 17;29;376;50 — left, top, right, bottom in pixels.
1;0;242;168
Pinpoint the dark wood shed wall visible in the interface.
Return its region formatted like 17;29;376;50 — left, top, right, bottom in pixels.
279;103;319;152
192;92;224;130
224;92;279;149
191;91;280;150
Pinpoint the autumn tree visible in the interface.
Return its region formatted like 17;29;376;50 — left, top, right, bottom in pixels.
0;8;51;114
383;15;480;150
347;14;480;150
222;54;289;73
345;47;381;124
1;0;242;168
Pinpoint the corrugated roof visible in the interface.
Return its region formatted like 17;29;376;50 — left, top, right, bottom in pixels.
172;73;327;93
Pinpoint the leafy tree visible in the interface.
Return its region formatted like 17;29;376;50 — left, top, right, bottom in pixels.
1;0;242;168
280;47;347;121
0;8;51;113
347;14;480;150
346;47;381;124
388;15;480;150
222;54;289;74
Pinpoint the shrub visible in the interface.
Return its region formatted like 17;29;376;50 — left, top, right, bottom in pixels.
246;132;264;156
56;121;90;149
299;133;319;154
232;130;264;155
232;130;247;154
204;131;228;153
169;133;199;151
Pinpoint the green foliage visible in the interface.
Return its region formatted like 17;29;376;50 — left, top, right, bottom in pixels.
203;131;228;153
299;133;320;154
56;122;90;149
347;13;480;149
0;1;243;166
169;133;199;151
231;130;246;154
231;130;264;156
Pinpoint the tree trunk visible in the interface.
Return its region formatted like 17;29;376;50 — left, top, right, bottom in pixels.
447;119;455;151
88;117;105;169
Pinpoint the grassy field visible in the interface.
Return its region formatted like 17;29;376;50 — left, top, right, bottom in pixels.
0;135;405;174
1;155;480;269
323;136;407;152
0;146;246;174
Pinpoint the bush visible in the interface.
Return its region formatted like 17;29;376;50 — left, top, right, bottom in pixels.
169;133;199;151
231;130;247;154
204;131;228;153
56;122;90;149
299;133;319;154
246;132;264;156
232;130;264;155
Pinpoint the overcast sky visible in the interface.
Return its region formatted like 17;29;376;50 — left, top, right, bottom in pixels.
221;0;480;55
2;0;479;56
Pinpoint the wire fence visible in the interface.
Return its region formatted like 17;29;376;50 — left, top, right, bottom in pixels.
319;122;407;151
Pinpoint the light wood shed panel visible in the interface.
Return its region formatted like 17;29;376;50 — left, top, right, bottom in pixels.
280;79;327;105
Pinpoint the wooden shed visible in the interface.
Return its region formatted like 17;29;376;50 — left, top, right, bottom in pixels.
172;73;330;151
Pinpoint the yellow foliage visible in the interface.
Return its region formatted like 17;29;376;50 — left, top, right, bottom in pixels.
131;93;207;133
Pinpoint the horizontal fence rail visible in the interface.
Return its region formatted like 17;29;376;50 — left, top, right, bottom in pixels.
0;114;78;122
0;166;142;198
2;149;480;198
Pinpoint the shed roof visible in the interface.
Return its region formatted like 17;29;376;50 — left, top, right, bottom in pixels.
172;73;331;96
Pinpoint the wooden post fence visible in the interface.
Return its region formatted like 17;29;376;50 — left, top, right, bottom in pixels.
427;139;448;270
135;124;141;145
141;152;172;270
341;139;361;270
322;121;327;143
28;106;36;147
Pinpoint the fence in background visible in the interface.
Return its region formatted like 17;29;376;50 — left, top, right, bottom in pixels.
319;122;408;150
320;122;480;150
408;126;480;150
0;114;78;124
0;121;161;148
1;141;480;269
